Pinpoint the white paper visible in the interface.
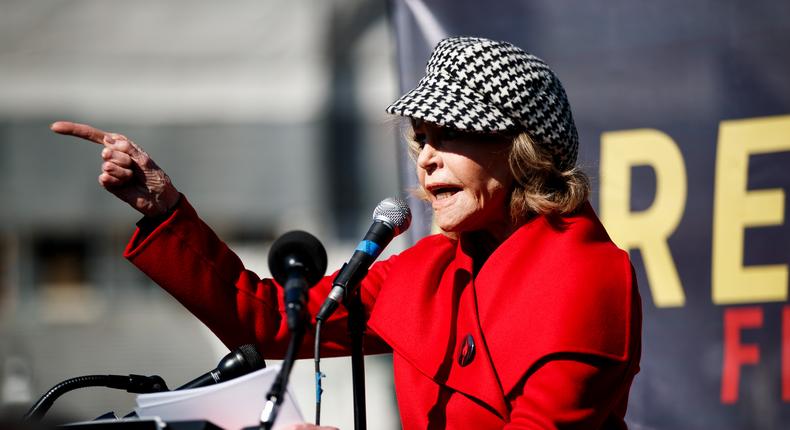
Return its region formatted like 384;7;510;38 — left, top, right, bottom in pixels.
135;365;303;430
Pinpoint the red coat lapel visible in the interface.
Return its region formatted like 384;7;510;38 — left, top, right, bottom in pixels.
368;235;510;419
474;203;634;395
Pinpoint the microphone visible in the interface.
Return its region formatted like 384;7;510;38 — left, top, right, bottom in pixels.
316;197;411;321
177;344;266;390
268;230;328;331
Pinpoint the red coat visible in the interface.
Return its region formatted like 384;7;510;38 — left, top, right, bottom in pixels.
125;197;641;429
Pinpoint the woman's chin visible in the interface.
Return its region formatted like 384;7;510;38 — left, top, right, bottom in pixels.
433;219;459;234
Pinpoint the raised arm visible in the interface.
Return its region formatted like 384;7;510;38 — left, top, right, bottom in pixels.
123;195;394;358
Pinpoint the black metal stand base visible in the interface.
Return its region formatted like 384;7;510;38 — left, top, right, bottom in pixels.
60;419;222;430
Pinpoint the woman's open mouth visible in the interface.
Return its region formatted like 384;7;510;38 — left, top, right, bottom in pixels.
427;185;462;205
434;187;459;200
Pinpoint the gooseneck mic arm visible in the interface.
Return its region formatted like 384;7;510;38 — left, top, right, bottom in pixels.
25;343;264;422
23;374;168;421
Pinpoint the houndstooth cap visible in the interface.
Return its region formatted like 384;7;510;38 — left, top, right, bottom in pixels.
387;37;579;170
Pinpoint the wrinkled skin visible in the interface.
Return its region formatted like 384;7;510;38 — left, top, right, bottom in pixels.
413;120;516;243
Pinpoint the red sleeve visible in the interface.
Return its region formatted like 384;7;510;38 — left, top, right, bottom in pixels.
123;196;393;359
503;356;636;429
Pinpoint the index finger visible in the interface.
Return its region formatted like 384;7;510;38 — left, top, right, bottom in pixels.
50;121;109;145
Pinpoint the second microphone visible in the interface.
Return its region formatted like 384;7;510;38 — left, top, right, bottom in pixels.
316;197;411;321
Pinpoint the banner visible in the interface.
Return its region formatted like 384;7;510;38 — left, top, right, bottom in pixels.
388;0;790;427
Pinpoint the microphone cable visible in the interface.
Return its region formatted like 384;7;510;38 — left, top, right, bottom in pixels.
314;319;324;425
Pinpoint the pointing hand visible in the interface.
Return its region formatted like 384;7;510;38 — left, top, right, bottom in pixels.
51;121;180;217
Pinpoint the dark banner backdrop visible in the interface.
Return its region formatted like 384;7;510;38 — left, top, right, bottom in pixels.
387;0;790;428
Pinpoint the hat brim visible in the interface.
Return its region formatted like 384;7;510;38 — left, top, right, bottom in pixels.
386;73;516;133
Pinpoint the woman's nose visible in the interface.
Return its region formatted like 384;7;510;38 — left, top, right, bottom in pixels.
416;142;441;173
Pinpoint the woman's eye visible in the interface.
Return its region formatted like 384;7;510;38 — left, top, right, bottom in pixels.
442;129;460;141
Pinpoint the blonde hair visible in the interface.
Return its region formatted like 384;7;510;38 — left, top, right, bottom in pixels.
507;131;590;223
404;128;590;225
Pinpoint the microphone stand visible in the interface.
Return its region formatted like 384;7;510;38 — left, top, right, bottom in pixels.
346;286;367;430
259;287;310;430
259;323;305;430
261;231;327;429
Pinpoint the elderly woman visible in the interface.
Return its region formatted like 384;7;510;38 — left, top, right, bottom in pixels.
52;37;641;429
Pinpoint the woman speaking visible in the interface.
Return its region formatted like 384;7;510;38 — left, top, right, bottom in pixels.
52;37;641;429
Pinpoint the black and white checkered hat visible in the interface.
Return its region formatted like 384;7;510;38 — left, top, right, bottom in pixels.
387;36;579;170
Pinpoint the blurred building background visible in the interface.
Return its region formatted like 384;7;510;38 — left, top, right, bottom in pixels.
0;0;406;428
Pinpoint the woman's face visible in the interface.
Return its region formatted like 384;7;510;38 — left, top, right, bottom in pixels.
413;120;514;239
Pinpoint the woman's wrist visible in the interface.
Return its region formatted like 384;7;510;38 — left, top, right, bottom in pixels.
135;193;183;240
158;183;181;215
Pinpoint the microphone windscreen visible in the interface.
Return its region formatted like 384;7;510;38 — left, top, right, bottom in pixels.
237;343;266;371
268;230;328;286
373;197;412;235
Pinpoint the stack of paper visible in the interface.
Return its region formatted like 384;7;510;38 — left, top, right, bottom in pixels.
135;365;303;430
